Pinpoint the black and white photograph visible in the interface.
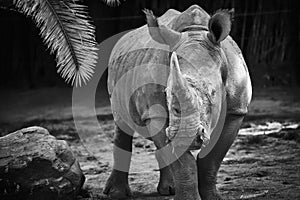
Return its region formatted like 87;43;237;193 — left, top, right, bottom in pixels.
0;0;299;199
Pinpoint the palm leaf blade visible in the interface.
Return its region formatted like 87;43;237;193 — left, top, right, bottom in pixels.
103;0;121;6
13;0;98;87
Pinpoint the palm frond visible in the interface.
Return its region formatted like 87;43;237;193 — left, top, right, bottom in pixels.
103;0;121;6
13;0;98;87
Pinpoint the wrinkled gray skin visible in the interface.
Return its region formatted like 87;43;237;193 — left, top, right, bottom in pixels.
104;5;252;200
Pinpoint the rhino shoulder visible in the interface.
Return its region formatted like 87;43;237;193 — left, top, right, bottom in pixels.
221;36;252;116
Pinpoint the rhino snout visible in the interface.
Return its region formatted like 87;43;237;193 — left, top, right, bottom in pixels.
167;126;207;151
187;127;206;150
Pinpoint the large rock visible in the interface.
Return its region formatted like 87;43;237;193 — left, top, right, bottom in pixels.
0;126;85;200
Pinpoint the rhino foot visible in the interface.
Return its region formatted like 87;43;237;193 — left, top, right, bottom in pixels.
103;171;131;199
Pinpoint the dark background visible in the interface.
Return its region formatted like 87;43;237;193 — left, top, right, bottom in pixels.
0;2;300;199
0;0;299;89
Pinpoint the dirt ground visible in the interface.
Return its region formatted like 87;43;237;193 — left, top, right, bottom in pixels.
0;86;300;200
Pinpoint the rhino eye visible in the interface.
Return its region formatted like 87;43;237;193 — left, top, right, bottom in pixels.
172;106;181;115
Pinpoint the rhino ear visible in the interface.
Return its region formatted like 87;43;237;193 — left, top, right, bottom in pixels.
207;9;233;44
143;9;183;48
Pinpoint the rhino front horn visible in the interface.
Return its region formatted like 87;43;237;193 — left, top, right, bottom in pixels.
167;52;189;93
144;9;184;49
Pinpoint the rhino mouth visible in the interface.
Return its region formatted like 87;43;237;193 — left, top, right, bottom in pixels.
181;25;208;32
188;134;203;150
171;135;203;151
166;126;208;151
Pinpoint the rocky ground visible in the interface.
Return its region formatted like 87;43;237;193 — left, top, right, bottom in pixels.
0;86;300;200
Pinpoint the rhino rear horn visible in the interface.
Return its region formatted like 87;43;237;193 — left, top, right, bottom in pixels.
207;9;233;44
143;9;183;49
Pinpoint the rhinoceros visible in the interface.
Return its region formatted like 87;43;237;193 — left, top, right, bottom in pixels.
104;5;252;200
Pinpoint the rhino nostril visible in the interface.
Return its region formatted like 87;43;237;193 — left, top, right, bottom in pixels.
196;133;203;144
197;127;205;135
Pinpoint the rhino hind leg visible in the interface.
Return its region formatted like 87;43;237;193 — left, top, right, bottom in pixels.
197;114;244;200
103;123;134;199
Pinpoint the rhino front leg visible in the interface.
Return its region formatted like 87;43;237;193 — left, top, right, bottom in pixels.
155;146;200;200
157;166;175;195
104;122;134;199
151;124;200;200
197;114;244;200
170;151;201;200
